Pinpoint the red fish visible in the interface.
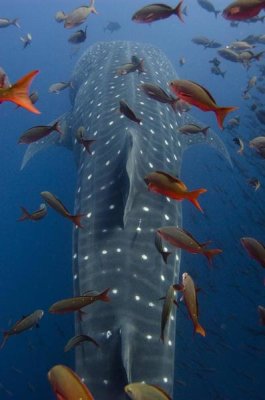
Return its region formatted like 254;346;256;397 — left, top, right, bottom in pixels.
0;70;40;114
223;0;265;21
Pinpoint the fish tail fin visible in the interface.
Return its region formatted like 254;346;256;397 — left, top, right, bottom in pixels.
202;126;210;136
12;18;20;28
52;121;63;135
214;10;220;18
69;213;85;228
215;106;238;129
174;0;184;22
195;323;206;337
204;248;222;265
254;51;265;61
17;206;31;222
0;333;8;350
8;70;40;114
161;251;171;264
187;188;207;213
90;6;98;14
99;288;111;302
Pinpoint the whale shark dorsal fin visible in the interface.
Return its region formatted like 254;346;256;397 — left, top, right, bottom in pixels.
20;112;72;170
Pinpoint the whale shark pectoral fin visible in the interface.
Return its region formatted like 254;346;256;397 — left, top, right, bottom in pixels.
20;111;73;170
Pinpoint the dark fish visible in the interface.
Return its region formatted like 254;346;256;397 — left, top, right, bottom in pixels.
64;334;99;352
233;137;244;154
75;126;96;154
209;57;221;66
192;36;212;47
223;0;265;21
48;81;73;94
169;79;238;129
104;21;121;33
68;27;87;44
197;0;220;17
229;40;255;50
178;123;210;135
17;203;47;222
174;272;206;336
157;226;222;264
20;33;32;48
18;121;62;144
117;56;144;75
248;178;260;191
48;365;94;400
132;1;184;23
140;82;179;111
249;136;265;157
241;237;265;268
0;309;44;349
154;231;171;264
40;191;84;228
119;100;141;124
211;65;226;78
179;57;185;66
49;288;110;314
160;285;176;343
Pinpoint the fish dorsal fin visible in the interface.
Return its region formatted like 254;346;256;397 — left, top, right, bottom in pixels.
189;80;217;105
180;227;201;245
155;171;187;189
150;384;172;399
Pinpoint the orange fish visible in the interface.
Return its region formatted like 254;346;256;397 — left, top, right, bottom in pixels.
48;364;94;400
0;70;40;114
144;170;207;212
174;272;206;336
169;79;237;129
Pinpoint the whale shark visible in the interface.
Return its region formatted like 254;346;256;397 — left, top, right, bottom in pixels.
22;41;230;399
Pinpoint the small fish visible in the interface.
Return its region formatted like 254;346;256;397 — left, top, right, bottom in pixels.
243;75;257;96
104;21;121;33
132;1;184;24
48;365;94;400
157;226;222;264
197;0;221;17
55;11;68;23
48;81;73;94
218;48;240;62
233;137;244;154
17;203;47;222
16;91;39;110
229;40;255;50
117;56;144;75
174;272;206;336
140;82;179;111
64;334;99;352
222;0;265;21
41;191;84;228
160;285;176;342
249;136;265;157
0;70;40;114
68;26;87;44
0;309;44;349
179;123;210;136
144;170;207;212
119;100;141;124
64;0;98;29
192;36;212;47
124;382;172;399
154;231;171;263
49;288;110;314
258;305;265;325
18;121;62;144
76;126;96;154
248;177;260;191
169;79;237;129
209;57;221;67
179;57;186;66
20;33;32;48
211;65;226;78
241;237;265;268
239;50;265;66
0;17;19;28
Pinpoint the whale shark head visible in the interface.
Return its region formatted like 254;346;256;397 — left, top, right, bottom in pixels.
21;41;231;399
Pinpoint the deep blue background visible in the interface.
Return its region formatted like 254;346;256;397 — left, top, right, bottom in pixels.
0;0;264;399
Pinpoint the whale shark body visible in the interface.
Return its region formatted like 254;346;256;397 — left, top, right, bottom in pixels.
22;41;230;399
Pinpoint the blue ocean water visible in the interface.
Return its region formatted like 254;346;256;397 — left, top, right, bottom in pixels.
0;0;264;399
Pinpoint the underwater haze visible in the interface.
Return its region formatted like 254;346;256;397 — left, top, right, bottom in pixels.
0;0;264;399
